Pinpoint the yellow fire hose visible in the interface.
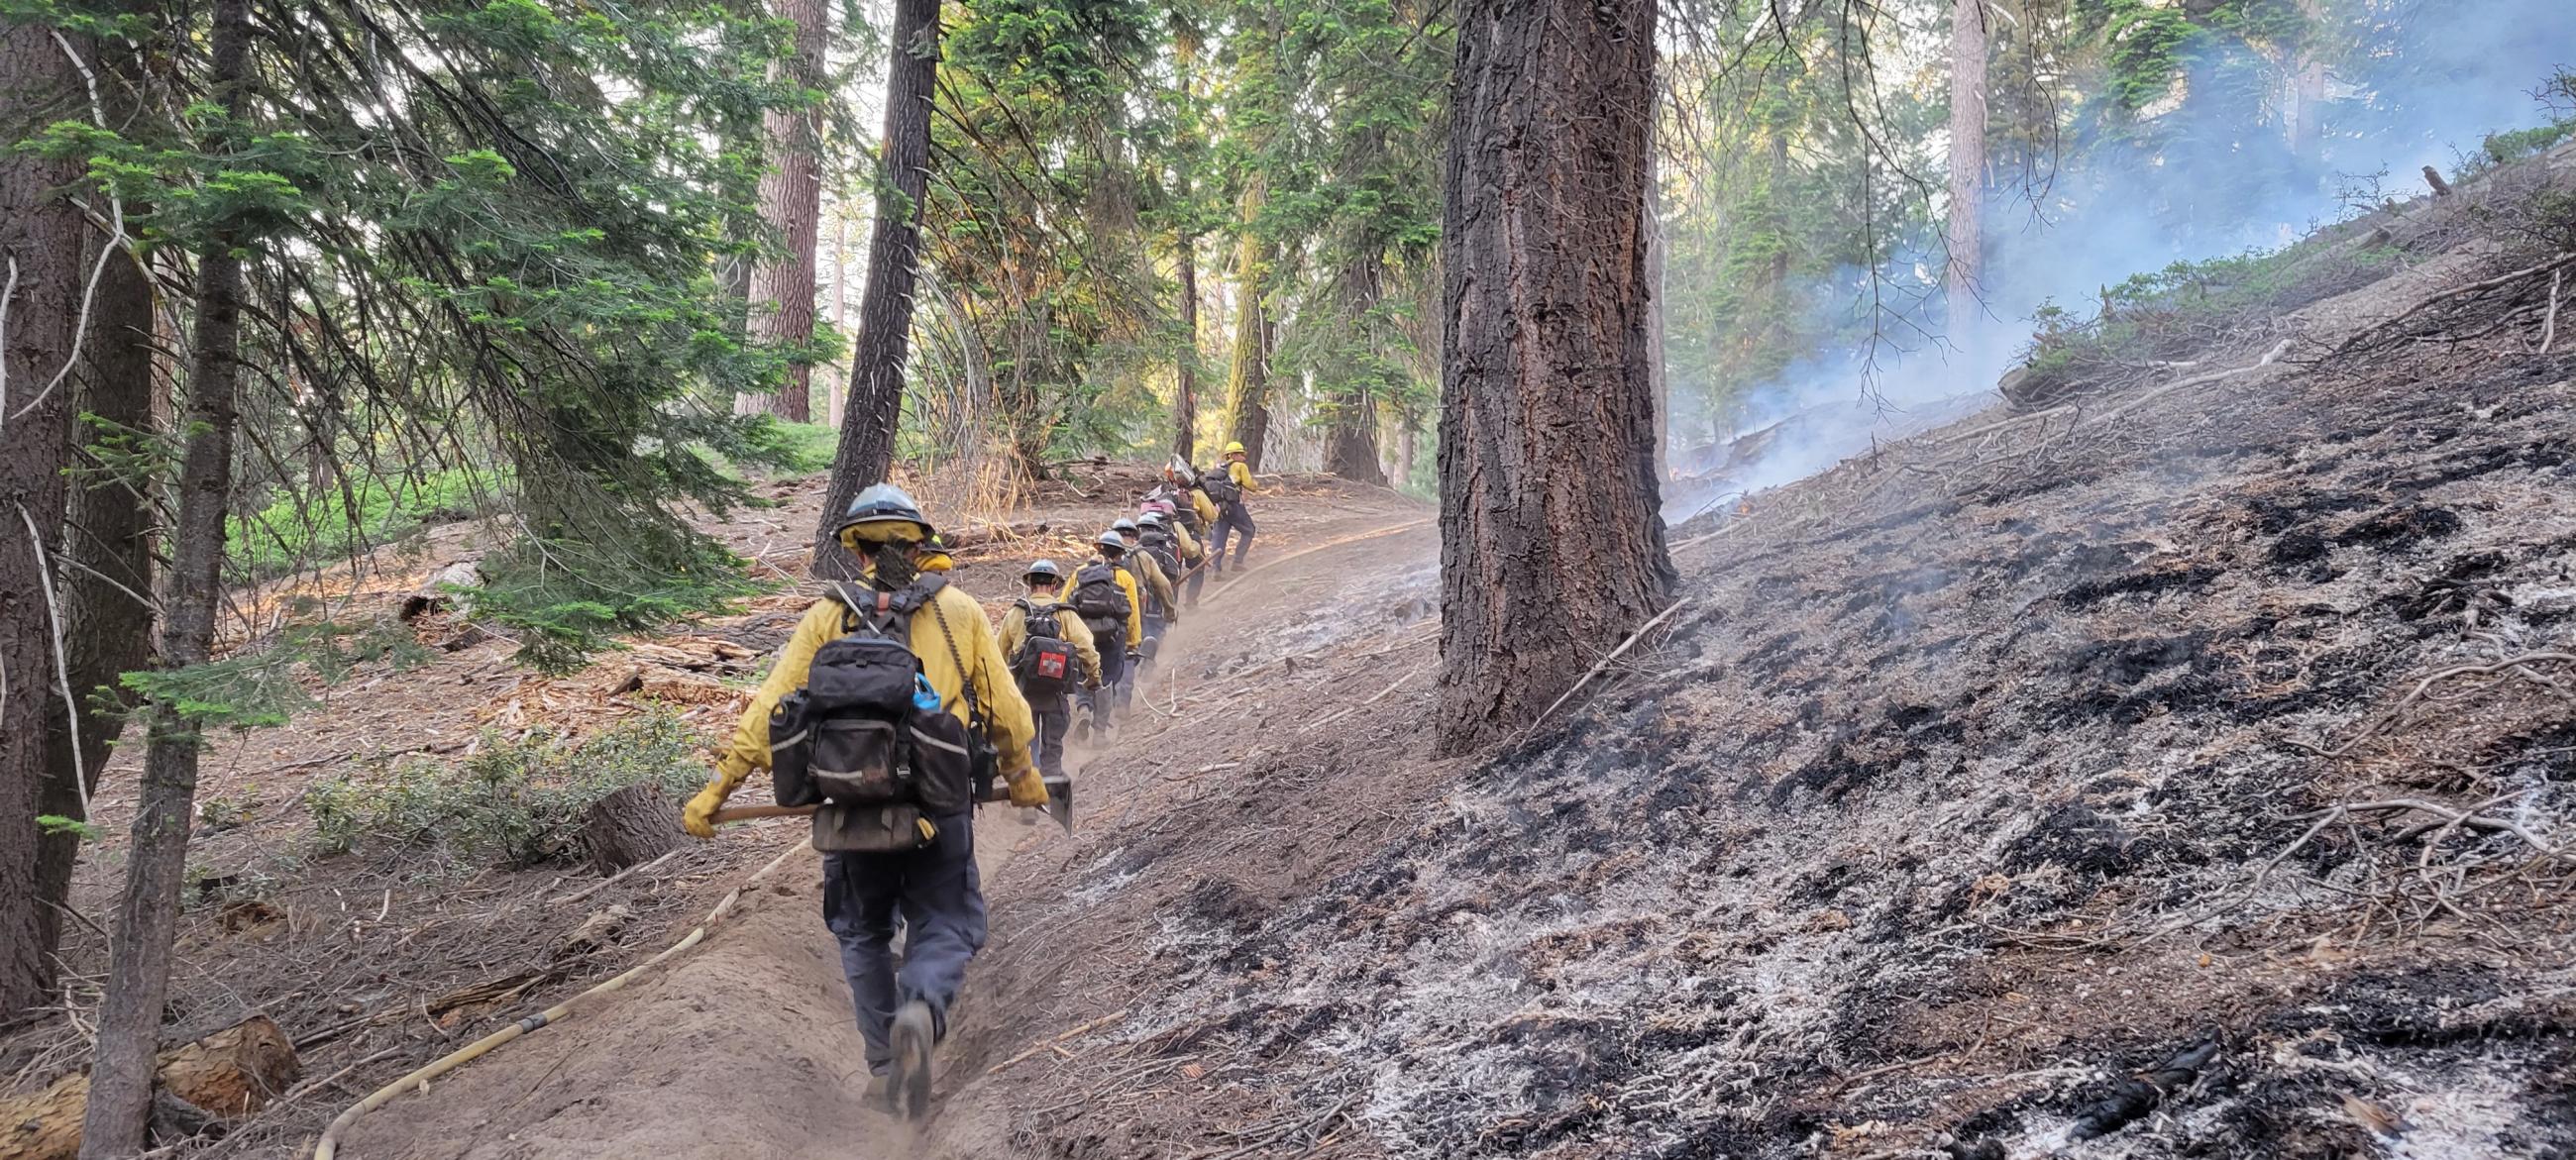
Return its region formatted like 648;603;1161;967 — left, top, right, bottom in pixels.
311;834;813;1159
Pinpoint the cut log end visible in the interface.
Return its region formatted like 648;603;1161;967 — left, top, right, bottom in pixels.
582;784;685;876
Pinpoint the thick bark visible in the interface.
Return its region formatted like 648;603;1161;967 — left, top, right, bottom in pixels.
744;0;829;422
582;784;684;875
812;0;941;580
0;14;94;1021
1222;175;1272;472
1945;0;1987;310
1173;234;1199;463
80;4;252;1152
38;142;159;1006
1435;0;1676;753
1322;252;1387;486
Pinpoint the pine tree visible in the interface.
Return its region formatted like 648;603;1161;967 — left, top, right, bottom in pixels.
745;0;830;422
1436;0;1676;751
0;6;99;1021
815;0;941;577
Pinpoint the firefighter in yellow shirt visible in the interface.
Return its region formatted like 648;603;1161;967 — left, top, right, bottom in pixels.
679;483;1042;1120
1205;441;1259;573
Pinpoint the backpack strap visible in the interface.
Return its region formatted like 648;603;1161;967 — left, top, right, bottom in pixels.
921;590;984;729
827;580;870;634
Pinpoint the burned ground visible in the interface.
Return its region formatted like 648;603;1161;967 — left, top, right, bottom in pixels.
973;157;2576;1160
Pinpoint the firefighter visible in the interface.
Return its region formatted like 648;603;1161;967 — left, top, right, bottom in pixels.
1070;530;1144;741
680;483;1043;1119
1158;463;1222;606
1205;441;1259;573
997;560;1099;820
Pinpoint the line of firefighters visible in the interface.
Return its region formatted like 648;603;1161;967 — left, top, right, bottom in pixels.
677;447;1261;1120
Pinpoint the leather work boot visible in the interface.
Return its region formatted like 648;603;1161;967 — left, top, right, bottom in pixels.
890;1000;936;1120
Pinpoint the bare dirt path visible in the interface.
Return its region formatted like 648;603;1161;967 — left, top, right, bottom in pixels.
332;485;1437;1160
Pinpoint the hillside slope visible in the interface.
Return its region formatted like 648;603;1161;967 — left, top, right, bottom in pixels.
976;151;2576;1159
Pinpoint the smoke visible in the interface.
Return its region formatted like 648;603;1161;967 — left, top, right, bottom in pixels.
1669;0;2576;513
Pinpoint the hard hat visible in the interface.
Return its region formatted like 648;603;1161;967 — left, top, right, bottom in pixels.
836;482;934;545
1111;518;1138;536
1224;441;1246;456
1137;511;1168;528
1095;530;1127;552
1023;559;1064;582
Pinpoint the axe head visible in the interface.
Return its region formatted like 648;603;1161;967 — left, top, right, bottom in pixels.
1044;778;1074;835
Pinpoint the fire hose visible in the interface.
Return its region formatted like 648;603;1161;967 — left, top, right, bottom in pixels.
311;517;1421;1155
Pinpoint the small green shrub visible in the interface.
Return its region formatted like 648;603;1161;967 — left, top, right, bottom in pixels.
766;420;840;475
2012;240;2400;387
231;467;500;580
305;709;707;868
198;786;269;833
467;527;756;675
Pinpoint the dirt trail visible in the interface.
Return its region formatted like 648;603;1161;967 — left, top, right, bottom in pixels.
334;489;1437;1160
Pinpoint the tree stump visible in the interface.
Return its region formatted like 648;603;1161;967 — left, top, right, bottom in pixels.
0;1014;297;1160
582;784;684;876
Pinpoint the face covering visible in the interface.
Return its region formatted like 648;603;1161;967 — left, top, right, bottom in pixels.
868;540;919;589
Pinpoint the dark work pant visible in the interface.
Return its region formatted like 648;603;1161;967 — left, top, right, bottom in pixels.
1127;612;1165;697
1027;697;1069;779
822;815;985;1073
1211;506;1255;570
1182;558;1207;606
1081;640;1126;728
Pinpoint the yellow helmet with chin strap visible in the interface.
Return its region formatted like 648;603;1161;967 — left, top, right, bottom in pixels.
1224;441;1246;457
834;482;936;551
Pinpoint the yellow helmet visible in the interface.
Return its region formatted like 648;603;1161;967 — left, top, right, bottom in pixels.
1224;441;1246;457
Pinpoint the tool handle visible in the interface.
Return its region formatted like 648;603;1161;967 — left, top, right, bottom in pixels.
709;804;819;824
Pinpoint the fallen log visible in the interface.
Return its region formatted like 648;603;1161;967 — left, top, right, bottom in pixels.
0;1014;298;1160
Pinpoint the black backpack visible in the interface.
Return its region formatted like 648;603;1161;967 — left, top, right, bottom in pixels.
1069;563;1131;633
1139;529;1185;581
1119;556;1168;619
768;579;979;852
1012;599;1078;697
1200;468;1241;506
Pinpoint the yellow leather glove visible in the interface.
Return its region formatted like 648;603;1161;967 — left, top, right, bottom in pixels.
682;779;734;839
1005;765;1049;808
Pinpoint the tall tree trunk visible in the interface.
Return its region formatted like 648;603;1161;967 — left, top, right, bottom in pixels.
745;0;828;422
80;2;253;1151
1945;0;1987;312
1223;175;1271;471
1435;0;1675;753
1173;235;1199;464
825;210;849;424
0;13;95;1021
39;20;159;1015
1644;143;1669;487
813;0;940;579
1322;251;1387;486
1393;408;1418;489
2287;0;2328;159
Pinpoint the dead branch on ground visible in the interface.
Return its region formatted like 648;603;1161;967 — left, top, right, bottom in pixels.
2304;651;2576;759
2330;252;2576;358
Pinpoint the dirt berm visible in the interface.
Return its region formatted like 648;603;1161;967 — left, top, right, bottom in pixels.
348;157;2575;1158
